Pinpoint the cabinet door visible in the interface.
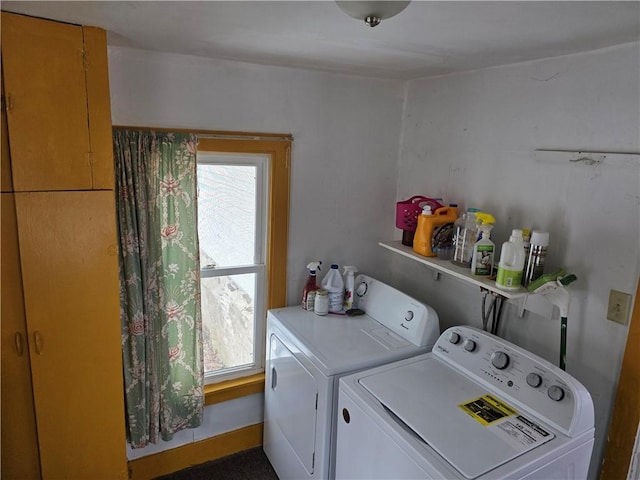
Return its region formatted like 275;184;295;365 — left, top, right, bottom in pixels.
2;12;93;191
15;191;127;479
1;193;41;479
82;26;116;190
1;72;13;192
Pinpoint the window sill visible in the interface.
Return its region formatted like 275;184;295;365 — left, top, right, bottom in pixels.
204;372;265;406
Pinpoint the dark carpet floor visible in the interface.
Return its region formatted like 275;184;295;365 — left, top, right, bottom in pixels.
155;447;279;480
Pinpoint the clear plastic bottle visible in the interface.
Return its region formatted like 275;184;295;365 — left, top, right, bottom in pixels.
321;264;345;313
451;208;480;267
495;229;526;290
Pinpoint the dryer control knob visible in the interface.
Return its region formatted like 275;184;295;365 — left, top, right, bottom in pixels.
548;385;565;402
404;311;414;322
448;332;461;344
526;373;543;388
356;282;368;297
463;339;476;352
491;351;510;370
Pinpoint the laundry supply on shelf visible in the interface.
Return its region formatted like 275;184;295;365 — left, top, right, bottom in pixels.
451;208;481;267
495;229;526;290
413;205;458;257
470;213;495;277
395;196;444;246
523;231;549;287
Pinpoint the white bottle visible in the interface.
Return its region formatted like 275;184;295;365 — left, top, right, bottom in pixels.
342;266;358;310
321;264;345;313
495;229;526;290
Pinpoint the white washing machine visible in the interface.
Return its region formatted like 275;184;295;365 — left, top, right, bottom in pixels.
336;325;595;479
263;274;440;480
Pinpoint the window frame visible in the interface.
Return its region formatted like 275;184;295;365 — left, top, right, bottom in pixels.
197;153;268;382
197;135;291;388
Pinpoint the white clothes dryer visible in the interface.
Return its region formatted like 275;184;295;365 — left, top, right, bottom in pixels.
263;274;440;480
336;325;595;479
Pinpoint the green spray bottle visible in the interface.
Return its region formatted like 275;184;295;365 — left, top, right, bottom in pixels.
471;213;496;277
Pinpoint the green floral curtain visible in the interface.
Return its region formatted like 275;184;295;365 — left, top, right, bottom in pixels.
113;129;203;448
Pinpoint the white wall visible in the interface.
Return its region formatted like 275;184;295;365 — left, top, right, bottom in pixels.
109;44;639;476
108;46;406;301
126;393;264;460
108;46;406;457
392;42;640;480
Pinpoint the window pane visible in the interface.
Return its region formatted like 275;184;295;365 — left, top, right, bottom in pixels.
197;163;256;268
201;274;256;374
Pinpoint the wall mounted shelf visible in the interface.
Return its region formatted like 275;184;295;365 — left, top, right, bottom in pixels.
379;241;564;319
379;240;528;299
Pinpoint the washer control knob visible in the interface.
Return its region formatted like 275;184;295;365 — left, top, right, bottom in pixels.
491;351;510;370
404;311;414;322
448;332;461;344
463;339;476;352
526;373;543;388
548;385;565;402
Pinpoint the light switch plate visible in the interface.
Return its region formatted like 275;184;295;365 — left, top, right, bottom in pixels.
607;290;632;325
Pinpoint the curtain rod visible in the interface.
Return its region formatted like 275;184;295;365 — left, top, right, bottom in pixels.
198;133;292;142
113;125;293;142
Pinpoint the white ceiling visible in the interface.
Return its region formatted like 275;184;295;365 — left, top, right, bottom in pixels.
2;1;639;79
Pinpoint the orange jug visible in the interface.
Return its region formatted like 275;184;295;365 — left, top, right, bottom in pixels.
413;205;458;257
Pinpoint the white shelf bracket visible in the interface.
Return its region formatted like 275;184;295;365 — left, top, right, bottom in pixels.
512;295;527;318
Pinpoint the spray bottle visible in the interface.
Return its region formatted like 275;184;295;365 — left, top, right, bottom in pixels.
342;266;358;310
302;261;322;311
470;213;495;277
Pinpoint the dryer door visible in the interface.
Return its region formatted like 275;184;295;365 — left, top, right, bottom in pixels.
267;333;318;473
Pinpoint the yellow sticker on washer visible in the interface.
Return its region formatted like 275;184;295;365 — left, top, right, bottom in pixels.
458;394;518;426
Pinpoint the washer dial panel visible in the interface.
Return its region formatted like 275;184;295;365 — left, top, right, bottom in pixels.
433;326;584;434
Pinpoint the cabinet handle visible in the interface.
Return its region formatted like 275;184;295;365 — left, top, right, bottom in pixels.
33;331;44;355
14;332;24;356
4;93;14;113
271;367;278;389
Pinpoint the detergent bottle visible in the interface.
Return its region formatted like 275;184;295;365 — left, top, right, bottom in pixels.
470;213;495;277
342;266;358;310
495;229;526;290
301;261;322;311
321;264;345;313
413;205;458;257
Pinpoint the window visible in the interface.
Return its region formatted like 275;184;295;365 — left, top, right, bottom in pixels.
197;135;290;384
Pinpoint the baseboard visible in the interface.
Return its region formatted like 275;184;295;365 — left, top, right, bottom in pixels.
127;423;263;480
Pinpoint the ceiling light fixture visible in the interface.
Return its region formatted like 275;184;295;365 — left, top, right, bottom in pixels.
336;1;411;27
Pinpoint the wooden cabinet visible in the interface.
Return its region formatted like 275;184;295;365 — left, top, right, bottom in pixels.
13;191;126;479
1;12;114;192
1;12;127;480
